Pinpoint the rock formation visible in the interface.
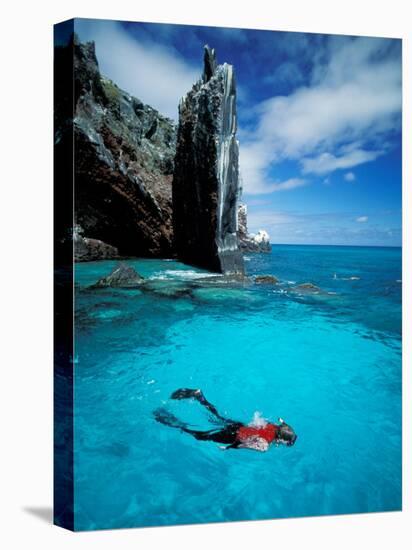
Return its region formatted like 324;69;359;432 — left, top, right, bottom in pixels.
237;204;271;253
55;37;270;264
91;262;143;288
254;275;279;285
55;34;176;260
291;282;322;294
173;46;244;274
74;225;119;262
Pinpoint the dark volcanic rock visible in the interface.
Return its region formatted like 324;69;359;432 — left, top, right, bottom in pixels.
173;46;244;275
91;262;144;288
74;226;119;261
55;34;176;260
238;204;271;253
292;282;322;294
254;275;279;285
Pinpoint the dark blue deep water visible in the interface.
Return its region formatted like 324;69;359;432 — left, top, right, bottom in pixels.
74;245;402;530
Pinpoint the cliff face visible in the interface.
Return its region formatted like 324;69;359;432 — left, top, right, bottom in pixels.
55;35;176;261
238;204;271;253
172;46;244;275
55;37;268;265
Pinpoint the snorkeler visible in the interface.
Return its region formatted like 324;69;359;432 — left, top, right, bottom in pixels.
153;389;297;452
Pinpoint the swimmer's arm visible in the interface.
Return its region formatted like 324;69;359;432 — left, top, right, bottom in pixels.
239;436;269;452
219;441;241;451
220;437;269;452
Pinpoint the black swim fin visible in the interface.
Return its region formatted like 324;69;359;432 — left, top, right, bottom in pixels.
153;407;187;430
170;388;202;400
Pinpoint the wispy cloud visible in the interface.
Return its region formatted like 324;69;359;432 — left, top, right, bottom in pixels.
302;149;382;175
270;178;308;192
356;216;368;222
240;36;401;194
344;172;356;182
243;177;308;194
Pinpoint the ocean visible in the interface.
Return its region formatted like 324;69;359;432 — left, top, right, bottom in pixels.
73;244;402;530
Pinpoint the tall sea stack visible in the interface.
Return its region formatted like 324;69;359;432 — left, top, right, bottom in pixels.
173;46;244;274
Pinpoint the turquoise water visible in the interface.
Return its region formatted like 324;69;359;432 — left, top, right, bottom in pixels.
74;245;402;530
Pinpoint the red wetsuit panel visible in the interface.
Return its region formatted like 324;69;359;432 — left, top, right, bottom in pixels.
237;423;278;444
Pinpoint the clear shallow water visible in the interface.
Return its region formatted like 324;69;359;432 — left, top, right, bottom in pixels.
74;245;402;530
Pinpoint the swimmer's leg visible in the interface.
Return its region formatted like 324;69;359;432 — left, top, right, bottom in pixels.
154;407;241;445
153;407;188;430
180;423;242;444
170;388;237;424
153;407;222;436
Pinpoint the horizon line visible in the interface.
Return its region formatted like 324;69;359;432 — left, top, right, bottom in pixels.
267;242;402;248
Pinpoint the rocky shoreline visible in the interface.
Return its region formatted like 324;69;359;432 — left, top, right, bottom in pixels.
86;261;332;304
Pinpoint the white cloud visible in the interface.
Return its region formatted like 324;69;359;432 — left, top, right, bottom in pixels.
356;216;368;222
239;143;309;194
246;178;308;194
241;36;401;194
73;22;400;196
344;172;356;182
269;178;308;192
302;149;381;175
75;19;199;120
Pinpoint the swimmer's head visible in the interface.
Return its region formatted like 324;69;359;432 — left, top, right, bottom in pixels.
276;418;297;446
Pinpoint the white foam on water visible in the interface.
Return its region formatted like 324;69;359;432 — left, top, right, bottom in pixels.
248;411;268;428
336;275;361;281
150;269;218;281
148;274;169;280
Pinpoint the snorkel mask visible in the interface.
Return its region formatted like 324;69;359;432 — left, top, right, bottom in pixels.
277;418;297;446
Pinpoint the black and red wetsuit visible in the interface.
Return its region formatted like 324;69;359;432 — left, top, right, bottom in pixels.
236;423;278;445
153;389;290;451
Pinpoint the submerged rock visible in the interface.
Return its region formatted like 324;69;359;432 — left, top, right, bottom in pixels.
291;282;322;294
141;279;194;299
237;204;271;253
254;275;279;285
91;262;144;288
193;286;253;303
173;46;244;275
141;271;251;301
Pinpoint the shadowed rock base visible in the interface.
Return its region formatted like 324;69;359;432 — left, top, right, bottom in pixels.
74;232;119;262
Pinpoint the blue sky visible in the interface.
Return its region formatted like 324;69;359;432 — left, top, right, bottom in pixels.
73;18;402;246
